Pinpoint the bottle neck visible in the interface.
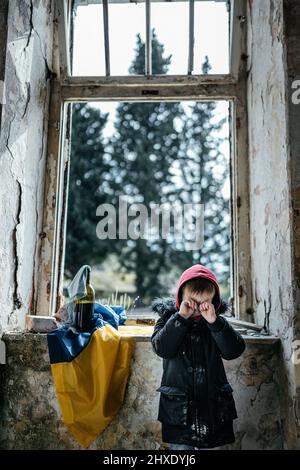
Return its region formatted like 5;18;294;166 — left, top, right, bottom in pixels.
86;269;91;286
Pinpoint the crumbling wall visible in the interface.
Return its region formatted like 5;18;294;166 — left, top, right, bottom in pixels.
0;334;282;450
0;0;54;332
247;0;300;448
247;0;291;342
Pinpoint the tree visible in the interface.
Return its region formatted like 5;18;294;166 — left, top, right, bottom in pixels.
64;103;112;278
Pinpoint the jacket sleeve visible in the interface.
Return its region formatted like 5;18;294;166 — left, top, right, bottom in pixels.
207;315;246;360
151;312;193;359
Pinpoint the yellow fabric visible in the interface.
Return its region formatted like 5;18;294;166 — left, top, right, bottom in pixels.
50;324;135;448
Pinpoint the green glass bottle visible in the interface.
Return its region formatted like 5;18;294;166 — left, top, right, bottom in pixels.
74;268;95;331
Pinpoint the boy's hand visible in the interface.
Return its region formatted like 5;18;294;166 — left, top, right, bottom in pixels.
198;302;217;324
179;300;197;319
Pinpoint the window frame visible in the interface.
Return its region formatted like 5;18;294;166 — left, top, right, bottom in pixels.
35;0;253;322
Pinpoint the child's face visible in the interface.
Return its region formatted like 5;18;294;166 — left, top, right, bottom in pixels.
182;286;215;316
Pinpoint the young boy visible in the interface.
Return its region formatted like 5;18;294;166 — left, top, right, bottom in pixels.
151;264;246;450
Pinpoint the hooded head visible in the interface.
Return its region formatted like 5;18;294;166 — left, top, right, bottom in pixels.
175;264;222;317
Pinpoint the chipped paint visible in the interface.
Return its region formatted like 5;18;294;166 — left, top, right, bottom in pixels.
0;0;54;330
247;0;300;448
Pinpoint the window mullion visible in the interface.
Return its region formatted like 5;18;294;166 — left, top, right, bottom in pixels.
145;0;152;76
57;0;71;78
103;0;111;76
188;0;195;75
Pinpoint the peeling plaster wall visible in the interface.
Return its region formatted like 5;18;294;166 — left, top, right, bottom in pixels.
247;0;299;448
247;0;292;338
0;334;282;450
282;0;300;449
0;1;54;331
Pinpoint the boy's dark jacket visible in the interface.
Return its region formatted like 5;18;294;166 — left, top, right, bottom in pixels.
151;264;246;448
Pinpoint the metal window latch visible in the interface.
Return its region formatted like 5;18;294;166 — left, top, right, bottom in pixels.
237;15;246;24
141;90;159;96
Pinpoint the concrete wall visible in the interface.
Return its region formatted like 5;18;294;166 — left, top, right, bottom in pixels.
246;0;300;448
0;333;282;450
0;0;54;332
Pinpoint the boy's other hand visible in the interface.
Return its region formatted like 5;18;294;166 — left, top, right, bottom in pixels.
198;301;217;324
179;299;205;319
179;300;196;319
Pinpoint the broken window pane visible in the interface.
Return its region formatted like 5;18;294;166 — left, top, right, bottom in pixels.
151;1;189;75
193;1;229;74
72;4;105;76
71;0;229;77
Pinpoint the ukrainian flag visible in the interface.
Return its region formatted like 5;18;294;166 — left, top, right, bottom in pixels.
47;309;135;448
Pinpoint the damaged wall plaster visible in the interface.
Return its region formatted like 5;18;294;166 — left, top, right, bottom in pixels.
247;0;300;448
0;0;54;331
0;334;282;450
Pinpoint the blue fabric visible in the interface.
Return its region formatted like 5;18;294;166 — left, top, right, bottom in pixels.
94;303;127;329
47;302;128;364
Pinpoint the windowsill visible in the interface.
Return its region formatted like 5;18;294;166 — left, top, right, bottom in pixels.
17;314;281;345
0;326;281;367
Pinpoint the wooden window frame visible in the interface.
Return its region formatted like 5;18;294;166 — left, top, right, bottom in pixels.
35;0;253;322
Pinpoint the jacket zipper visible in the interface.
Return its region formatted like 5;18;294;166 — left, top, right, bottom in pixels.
190;333;200;439
192;331;209;440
